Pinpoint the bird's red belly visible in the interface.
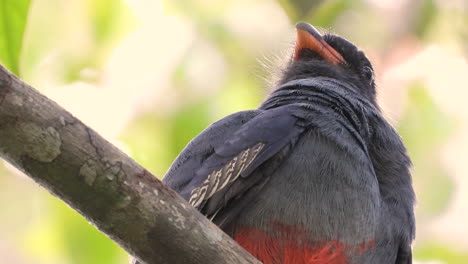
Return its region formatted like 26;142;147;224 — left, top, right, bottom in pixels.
234;223;373;264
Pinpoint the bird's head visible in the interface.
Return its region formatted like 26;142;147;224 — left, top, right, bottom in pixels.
280;22;376;104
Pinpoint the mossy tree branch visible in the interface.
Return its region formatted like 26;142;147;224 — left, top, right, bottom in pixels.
0;64;259;264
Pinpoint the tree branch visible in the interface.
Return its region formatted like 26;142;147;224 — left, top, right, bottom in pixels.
0;64;260;264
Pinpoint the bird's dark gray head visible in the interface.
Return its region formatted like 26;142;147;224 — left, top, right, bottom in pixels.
280;22;377;104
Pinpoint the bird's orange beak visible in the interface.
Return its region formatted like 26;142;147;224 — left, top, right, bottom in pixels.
294;22;346;65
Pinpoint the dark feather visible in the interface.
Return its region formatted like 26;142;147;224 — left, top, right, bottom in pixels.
159;27;415;264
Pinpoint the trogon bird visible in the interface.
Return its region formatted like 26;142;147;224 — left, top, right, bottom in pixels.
162;22;415;264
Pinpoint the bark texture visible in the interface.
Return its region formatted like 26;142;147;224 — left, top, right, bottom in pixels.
0;64;260;264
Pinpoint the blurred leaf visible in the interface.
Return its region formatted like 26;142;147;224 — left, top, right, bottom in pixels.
20;0;136;85
122;102;213;177
56;198;127;264
22;194;127;264
415;243;468;264
64;0;136;83
169;102;212;158
217;75;262;118
398;82;456;218
0;0;31;75
277;0;352;25
412;0;437;38
86;0;132;45
277;0;325;22
164;0;257;68
120;113;173;178
308;0;352;28
162;2;264;114
463;15;468;57
22;214;66;262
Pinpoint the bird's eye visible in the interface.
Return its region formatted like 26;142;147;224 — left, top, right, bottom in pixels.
362;66;374;82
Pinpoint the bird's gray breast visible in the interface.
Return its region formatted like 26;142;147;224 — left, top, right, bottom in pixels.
234;129;381;245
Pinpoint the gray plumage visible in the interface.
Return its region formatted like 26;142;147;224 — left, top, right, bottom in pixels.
163;77;415;263
134;25;416;264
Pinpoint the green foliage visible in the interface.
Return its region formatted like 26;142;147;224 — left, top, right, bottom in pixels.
72;0;135;82
277;0;353;27
415;243;468;264
398;83;456;217
277;0;325;22
0;0;31;75
22;196;127;264
85;0;130;45
308;0;352;28
169;103;212;158
412;0;438;38
20;0;135;84
121;103;215;178
120;113;173;178
56;198;127;264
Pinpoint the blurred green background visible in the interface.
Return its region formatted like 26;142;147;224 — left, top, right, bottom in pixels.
1;0;467;263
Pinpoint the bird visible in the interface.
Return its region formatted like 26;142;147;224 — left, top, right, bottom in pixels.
161;22;416;264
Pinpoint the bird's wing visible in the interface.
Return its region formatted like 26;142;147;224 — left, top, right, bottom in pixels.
162;110;261;193
163;105;305;217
